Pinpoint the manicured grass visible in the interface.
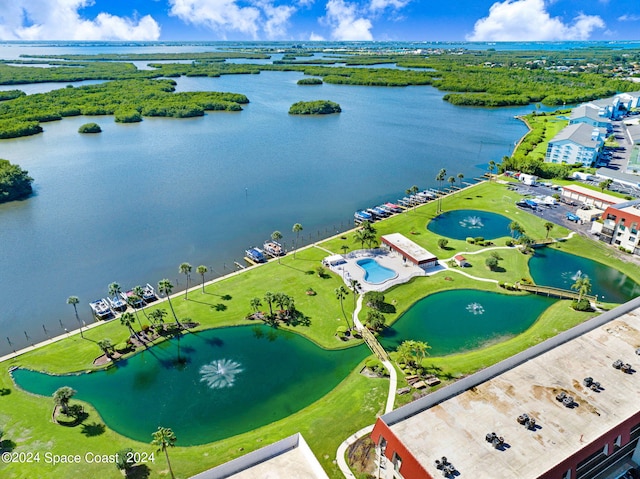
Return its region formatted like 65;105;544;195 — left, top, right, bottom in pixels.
3;180;639;479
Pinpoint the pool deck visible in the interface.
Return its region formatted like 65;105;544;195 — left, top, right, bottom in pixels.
326;249;443;292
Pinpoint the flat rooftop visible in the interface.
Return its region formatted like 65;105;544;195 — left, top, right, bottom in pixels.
380;233;437;263
190;433;328;479
384;301;640;479
563;184;623;205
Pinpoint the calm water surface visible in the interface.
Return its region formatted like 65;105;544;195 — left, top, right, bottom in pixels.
529;247;640;303
380;289;556;355
427;209;513;240
0;44;557;355
11;325;368;445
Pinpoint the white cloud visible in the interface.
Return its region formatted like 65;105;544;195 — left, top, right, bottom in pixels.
618;14;640;22
0;0;160;40
309;32;325;40
169;0;260;38
169;0;297;39
467;0;605;41
369;0;410;13
321;0;373;40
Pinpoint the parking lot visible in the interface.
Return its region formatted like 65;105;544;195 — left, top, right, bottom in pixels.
510;183;597;237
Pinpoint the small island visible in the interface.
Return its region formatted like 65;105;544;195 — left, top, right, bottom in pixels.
78;122;102;133
297;78;323;85
0;159;33;203
289;100;341;115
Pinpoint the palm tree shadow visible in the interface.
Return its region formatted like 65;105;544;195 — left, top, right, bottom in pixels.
186;298;218;307
81;422;106;437
280;263;308;274
0;387;11;396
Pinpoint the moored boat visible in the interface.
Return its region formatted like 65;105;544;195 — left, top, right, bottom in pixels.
354;210;373;222
90;299;113;319
245;247;266;263
142;283;157;302
263;241;285;257
121;290;144;308
106;295;127;312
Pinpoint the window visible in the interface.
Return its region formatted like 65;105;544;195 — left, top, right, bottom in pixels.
563;469;572;479
392;452;402;472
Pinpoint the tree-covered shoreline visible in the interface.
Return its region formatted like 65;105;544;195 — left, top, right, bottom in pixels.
0;79;249;139
0;159;33;202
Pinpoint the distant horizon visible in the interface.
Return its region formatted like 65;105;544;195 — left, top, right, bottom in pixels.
0;1;639;43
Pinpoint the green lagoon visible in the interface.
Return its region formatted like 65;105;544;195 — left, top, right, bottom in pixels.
11;325;368;445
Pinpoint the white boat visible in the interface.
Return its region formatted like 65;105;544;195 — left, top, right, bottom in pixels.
263;241;285;257
142;283;157;302
106;295;127;312
90;299;112;319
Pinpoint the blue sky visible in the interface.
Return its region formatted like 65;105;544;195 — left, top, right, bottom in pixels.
0;0;638;42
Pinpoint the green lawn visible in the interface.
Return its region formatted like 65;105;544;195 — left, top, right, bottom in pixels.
2;180;639;479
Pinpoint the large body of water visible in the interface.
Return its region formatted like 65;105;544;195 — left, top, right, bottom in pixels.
0;42;548;355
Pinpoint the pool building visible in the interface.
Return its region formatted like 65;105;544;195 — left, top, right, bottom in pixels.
380;233;438;269
370;296;640;479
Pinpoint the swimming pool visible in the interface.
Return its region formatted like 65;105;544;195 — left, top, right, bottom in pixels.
357;258;398;284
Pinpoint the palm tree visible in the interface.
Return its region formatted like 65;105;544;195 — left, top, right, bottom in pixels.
292;223;303;259
447;176;456;190
66;296;83;337
179;262;192;299
151;427;177;479
396;340;431;368
340;244;349;256
488;160;496;180
120;312;138;340
436;168;446;213
365;310;386;332
149;309;168;330
108;282;122;307
158;279;181;328
335;285;350;330
97;338;114;359
457;173;464;188
53;386;76;416
132;284;148;320
271;231;283;263
509;221;524;239
544;221;554;239
250;297;262;313
349;278;361;312
353;229;367;249
263;292;275;318
599;179;613;192
196;265;208;293
571;275;592;302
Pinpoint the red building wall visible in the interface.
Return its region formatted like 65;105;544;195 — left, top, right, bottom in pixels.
371;419;433;479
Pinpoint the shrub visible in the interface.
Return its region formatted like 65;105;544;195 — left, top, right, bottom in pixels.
485;256;499;270
505;239;514;247
297;77;323;85
437;238;449;249
572;298;592;311
466;237;475;244
78;122;101;133
474;237;485;243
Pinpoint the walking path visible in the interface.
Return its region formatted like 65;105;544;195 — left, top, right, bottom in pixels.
335;295;397;478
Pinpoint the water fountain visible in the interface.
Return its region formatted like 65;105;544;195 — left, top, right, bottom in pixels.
200;359;244;389
460;215;484;229
466;302;485;315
